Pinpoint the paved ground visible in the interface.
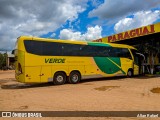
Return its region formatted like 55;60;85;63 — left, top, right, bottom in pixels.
0;70;160;120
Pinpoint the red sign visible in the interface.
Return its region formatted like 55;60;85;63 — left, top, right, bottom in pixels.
108;25;155;42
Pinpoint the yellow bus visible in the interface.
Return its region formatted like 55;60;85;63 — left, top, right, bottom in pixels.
13;36;142;85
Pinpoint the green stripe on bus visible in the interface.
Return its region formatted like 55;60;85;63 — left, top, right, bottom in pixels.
93;57;121;74
88;42;125;74
88;42;110;46
107;57;126;74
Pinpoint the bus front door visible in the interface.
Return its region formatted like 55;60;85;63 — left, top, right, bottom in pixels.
133;55;142;75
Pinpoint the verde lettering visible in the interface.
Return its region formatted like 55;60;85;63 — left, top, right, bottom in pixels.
45;58;65;63
45;59;50;63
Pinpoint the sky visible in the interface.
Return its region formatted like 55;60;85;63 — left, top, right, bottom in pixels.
0;0;160;51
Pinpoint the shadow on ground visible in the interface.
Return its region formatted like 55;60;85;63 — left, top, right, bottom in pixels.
1;75;159;89
131;75;160;79
1;76;126;89
1;82;54;89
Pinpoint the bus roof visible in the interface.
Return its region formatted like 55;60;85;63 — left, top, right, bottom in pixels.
18;36;136;50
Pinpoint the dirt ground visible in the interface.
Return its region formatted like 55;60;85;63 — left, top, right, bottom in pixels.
0;70;160;120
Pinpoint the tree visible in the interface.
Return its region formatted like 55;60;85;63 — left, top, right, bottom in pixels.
0;52;7;70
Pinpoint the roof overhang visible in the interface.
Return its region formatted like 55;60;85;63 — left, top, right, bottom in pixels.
93;22;160;43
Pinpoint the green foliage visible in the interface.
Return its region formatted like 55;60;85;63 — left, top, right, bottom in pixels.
0;52;7;69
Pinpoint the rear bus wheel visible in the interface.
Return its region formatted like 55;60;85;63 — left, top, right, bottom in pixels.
68;71;81;84
53;72;66;85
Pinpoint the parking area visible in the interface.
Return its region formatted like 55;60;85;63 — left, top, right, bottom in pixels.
0;70;160;119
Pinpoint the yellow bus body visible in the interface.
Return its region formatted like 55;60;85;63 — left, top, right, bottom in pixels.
14;36;139;83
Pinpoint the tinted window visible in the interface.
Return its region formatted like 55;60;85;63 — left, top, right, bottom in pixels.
42;41;63;56
24;40;43;55
24;40;131;58
116;48;132;58
131;49;140;64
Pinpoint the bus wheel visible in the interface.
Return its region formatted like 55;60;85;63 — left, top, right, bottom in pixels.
53;72;66;85
68;71;81;84
127;69;133;77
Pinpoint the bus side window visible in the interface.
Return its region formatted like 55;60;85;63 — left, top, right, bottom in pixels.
114;48;132;59
122;48;132;59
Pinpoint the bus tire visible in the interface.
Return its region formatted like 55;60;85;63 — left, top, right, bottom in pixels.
127;69;133;77
53;72;66;85
68;71;81;84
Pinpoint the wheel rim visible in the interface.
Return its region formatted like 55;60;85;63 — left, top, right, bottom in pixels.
56;75;64;83
128;71;132;76
72;74;79;82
